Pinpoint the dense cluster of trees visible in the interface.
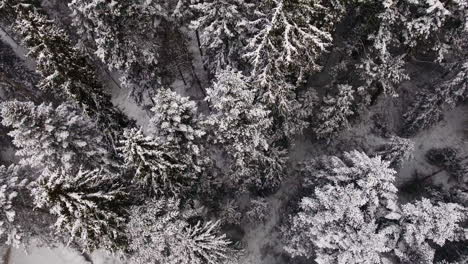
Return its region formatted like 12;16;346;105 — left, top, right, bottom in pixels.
0;0;467;263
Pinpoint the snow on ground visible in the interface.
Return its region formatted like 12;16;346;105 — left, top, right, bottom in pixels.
9;246;87;264
104;70;151;129
4;246;122;264
171;29;208;100
397;104;468;187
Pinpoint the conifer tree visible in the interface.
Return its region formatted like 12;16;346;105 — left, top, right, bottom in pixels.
204;69;287;190
190;0;252;74
145;89;209;193
118;128;198;196
374;136;415;168
127;198;231;264
396;198;467;264
11;3;128;140
68;0;165;104
314;84;355;138
0;101;113;172
31;167;125;252
286;151;400;263
0;165;28;247
286;151;467;264
150;88;205;146
242;0;340;139
0;164;61;249
404;63;468;135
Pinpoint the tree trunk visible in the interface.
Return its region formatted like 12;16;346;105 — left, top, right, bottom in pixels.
191;64;206;97
2;246;12;264
80;251;94;264
178;65;187;86
195;29;203;57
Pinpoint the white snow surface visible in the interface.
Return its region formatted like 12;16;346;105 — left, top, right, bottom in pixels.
3;246;123;264
104;70;151;129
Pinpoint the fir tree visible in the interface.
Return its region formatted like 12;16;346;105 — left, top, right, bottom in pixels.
357;54;409;100
127;198;231;264
118;128;199;196
314;84;355;139
0;165;61;249
242;0;339;139
190;0;252;74
68;0;164;104
12;3;128;140
374;136;415;168
397;198;467;264
204;70;287;191
0;165;28;247
0;101;113;172
150;88;205;147
404;63;468;135
31;167;125;252
243;0;338;85
286;150;468;264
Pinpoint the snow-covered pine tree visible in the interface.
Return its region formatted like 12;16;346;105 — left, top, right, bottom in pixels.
396;198;467;264
374;136;415;168
68;0;164;104
204;69;287;191
285;184;399;264
118;128;199;196
243;0;338;85
0;0;25;22
285;151;400;263
15;5;101;108
150;88;205;146
0;101;113;172
286;150;468;263
32;167;125;252
425;147;466;183
0;36;38;95
190;0;252;75
314;84;355;139
357;54;409;100
148;89;209;189
338;0;467;104
244;197;270;225
0;164;28;247
9;3;129;142
242;0;341;139
127;198;231;264
0;164;62;249
368;0;463;62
